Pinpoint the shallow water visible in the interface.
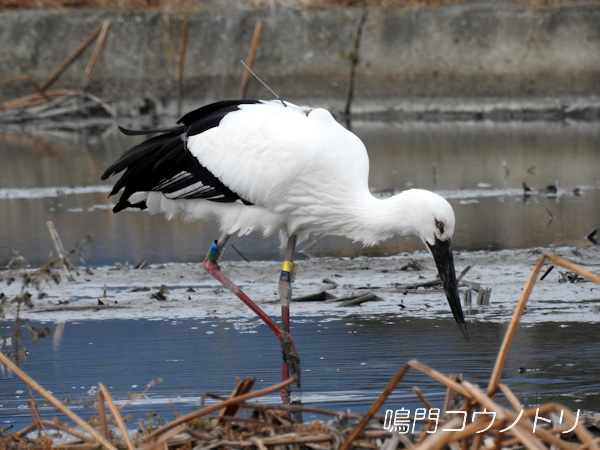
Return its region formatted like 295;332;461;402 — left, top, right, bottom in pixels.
1;119;600;432
1;317;599;430
1;120;599;267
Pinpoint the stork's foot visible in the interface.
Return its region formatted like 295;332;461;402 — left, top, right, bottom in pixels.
281;337;301;386
281;342;301;405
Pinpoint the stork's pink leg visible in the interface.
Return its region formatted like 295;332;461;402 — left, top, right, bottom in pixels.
202;234;300;403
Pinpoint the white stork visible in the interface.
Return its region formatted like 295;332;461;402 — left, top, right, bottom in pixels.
102;99;469;400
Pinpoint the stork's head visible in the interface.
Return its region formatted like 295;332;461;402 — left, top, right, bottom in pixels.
405;190;468;341
413;190;456;248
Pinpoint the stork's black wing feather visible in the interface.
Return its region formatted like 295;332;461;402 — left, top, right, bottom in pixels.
177;100;258;127
102;100;260;213
118;125;181;136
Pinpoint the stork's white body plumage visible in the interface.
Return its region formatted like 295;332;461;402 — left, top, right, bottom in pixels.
134;100;454;247
103;99;468;400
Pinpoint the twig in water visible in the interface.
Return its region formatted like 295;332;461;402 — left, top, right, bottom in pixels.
464;287;472;307
337;292;383;307
293;291;337;302
457;264;474;281
46;221;75;281
586;227;598;245
118;377;162;410
540;265;554;280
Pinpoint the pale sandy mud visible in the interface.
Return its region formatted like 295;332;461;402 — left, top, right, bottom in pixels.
2;246;599;326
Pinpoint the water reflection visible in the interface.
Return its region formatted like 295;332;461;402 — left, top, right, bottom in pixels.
1;120;599;267
360;121;600;192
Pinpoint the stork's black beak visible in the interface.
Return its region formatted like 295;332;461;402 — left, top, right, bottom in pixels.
427;237;469;342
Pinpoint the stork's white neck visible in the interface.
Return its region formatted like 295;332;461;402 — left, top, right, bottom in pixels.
342;191;424;245
290;189;438;246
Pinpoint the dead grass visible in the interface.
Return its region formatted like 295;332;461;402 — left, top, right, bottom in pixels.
0;0;197;11
0;0;595;11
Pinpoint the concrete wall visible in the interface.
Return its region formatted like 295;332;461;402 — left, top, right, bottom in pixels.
360;4;600;96
0;2;599;117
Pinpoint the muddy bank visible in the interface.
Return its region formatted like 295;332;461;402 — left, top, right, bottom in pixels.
1;2;600;119
2;245;599;325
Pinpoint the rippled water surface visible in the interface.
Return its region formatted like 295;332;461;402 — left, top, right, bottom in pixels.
1;318;599;429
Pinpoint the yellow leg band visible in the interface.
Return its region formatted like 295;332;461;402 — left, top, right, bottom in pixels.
282;260;298;274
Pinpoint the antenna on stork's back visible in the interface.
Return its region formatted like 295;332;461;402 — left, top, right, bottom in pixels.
240;60;287;107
